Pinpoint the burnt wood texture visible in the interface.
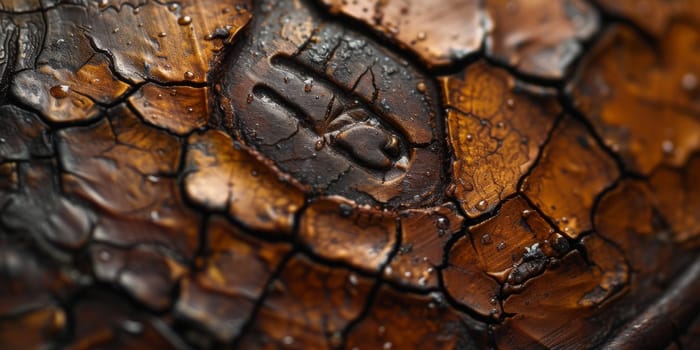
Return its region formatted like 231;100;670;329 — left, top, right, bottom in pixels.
1;0;699;349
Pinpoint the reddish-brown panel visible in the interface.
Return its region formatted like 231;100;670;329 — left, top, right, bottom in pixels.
175;216;292;342
319;0;485;68
299;196;398;273
468;196;568;288
128;84;209;135
238;254;374;349
67;290;182;350
648;155;700;246
0;162;18;191
595;0;700;37
595;179;695;286
184;130;306;234
57;104;200;258
345;285;488;349
443;235;502;318
569;23;700;175
522;116;619;238
384;203;463;290
441;60;560;218
86;0;252;84
485;0;600;79
497;242;627;350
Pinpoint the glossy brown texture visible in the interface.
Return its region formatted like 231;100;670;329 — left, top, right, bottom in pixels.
1;0;699;349
485;0;599;79
522;116;619;238
184;130;305;234
569;23;700;175
319;0;484;68
442;60;560;217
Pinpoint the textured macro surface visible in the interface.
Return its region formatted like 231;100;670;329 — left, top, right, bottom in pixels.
0;0;699;349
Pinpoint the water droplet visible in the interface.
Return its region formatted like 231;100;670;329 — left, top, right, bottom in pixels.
98;0;108;8
383;342;393;349
121;320;144;334
506;98;515;109
168;3;179;11
133;7;140;14
662;140;674;155
246;94;254;103
490;296;498;305
178;15;192;25
339;203;353;217
112;27;120;33
481;233;492;245
466;134;474;142
98;249;111;262
282;336;294;345
682;73;698;91
521;209;533;218
184;71;195;80
187;107;194;113
158;32;167;37
496;242;507;251
348;274;358;286
314;139;324;150
436;215;449;230
404;271;412;278
476;199;488;211
417;31;427;41
49;85;70;99
416;81;427;93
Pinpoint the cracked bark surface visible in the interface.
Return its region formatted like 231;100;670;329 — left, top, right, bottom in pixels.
0;0;699;349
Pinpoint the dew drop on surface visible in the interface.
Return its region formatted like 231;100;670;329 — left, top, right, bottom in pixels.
383;342;393;349
416;81;427;93
184;71;195;80
246;94;254;103
178;15;192;26
436;215;449;230
314;139;324;150
348;274;358;286
49;85;70;99
662;139;674;155
496;242;507;251
506;98;515;109
158;32;167;37
339;203;353;217
521;209;533;218
481;233;492;245
682;73;698;91
282;336;294;345
168;3;179;11
417;31;427;41
98;0;108;8
98;249;111;262
465;133;474;142
476;199;488;212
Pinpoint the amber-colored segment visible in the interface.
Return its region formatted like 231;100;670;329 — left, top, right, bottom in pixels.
67;290;182;350
595;0;700;37
497;245;627;349
443;235;502;318
384;203;463;289
319;0;484;68
441;60;560;217
299;196;397;273
89;243;186;310
184;130;305;234
522;116;619;238
569;24;700;175
238;254;374;349
345;285;488;349
485;0;599;79
648;156;700;246
595;179;695;280
175;216;292;342
469;196;567;287
0;162;17;191
0;306;67;349
57;104;199;258
128;84;208;135
87;0;251;84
